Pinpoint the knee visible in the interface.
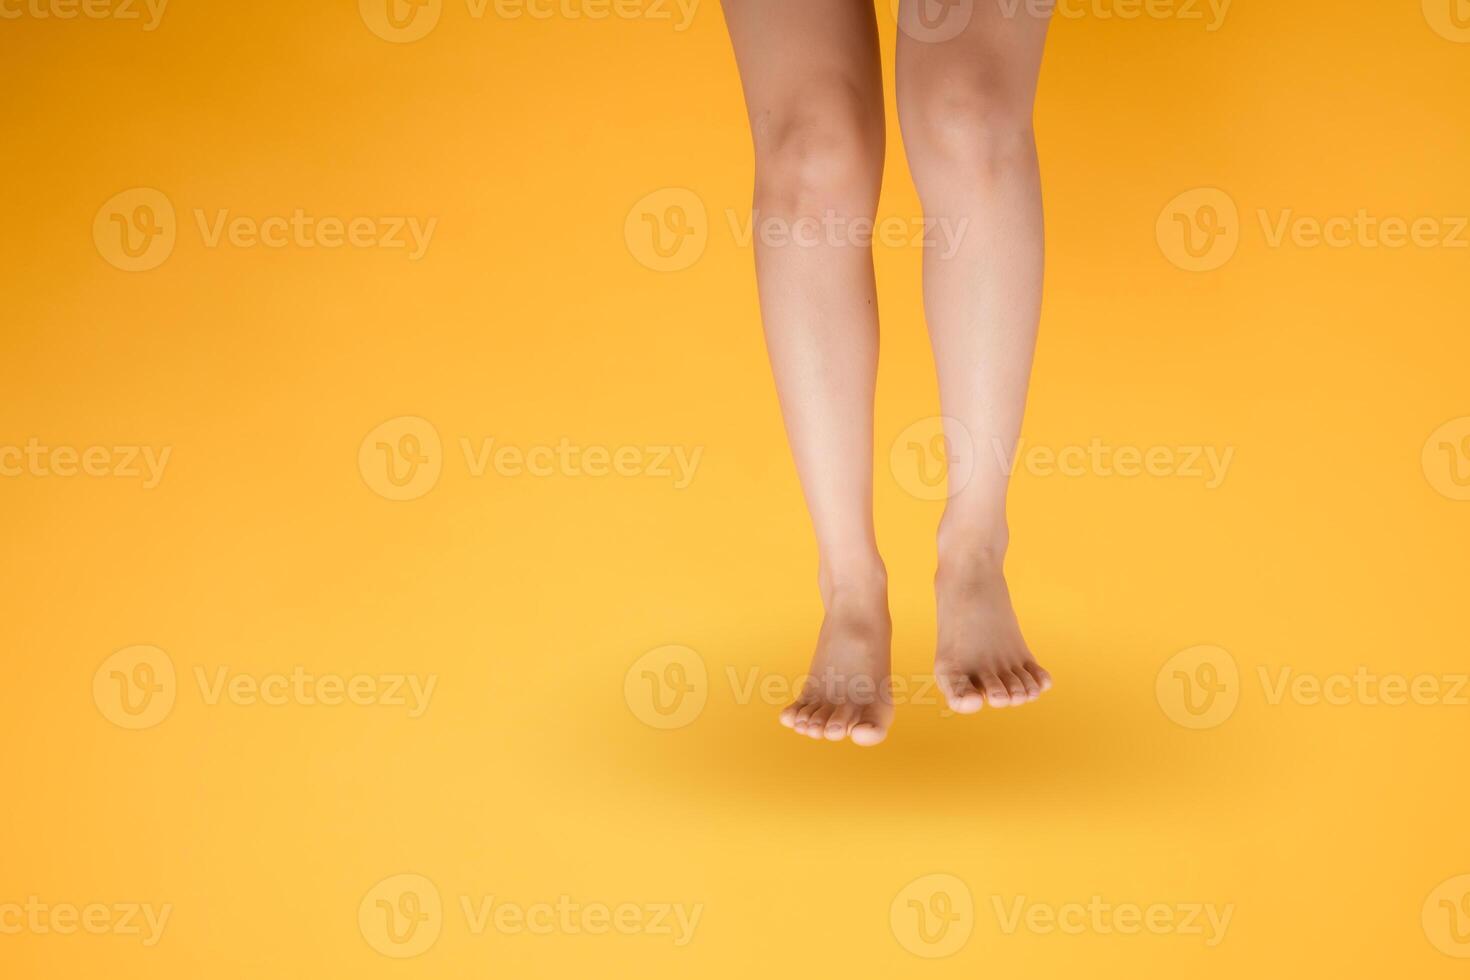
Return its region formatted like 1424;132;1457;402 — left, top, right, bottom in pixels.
751;86;884;216
902;75;1036;185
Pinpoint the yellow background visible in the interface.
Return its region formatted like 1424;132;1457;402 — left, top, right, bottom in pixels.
3;0;1469;976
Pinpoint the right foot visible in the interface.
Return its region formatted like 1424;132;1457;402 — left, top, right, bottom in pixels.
932;538;1053;715
778;580;893;746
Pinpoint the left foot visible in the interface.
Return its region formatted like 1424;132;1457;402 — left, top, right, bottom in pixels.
777;570;894;746
933;546;1053;714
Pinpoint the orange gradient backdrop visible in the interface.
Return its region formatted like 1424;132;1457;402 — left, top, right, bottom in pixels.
2;1;1469;977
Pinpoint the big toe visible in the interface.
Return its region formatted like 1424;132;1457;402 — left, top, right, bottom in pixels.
848;707;889;746
938;669;984;715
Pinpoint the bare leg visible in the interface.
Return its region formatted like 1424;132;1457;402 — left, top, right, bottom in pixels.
721;0;892;744
896;1;1055;713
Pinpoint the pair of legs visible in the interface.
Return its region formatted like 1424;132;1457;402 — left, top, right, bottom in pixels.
721;0;1053;745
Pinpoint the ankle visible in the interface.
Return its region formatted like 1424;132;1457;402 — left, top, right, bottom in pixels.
935;518;1009;583
816;555;889;612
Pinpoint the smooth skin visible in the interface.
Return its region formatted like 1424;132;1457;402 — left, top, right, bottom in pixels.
721;0;1053;745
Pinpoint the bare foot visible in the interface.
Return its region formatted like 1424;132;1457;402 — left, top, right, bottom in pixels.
778;577;893;746
933;545;1053;715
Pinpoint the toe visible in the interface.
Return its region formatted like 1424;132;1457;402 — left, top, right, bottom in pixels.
793;700;821;734
1017;666;1042;701
779;701;802;729
849;717;888;747
824;704;857;741
980;671;1010;707
1025;662;1053;693
806;704;835;740
1000;669;1028;705
937;670;984;715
